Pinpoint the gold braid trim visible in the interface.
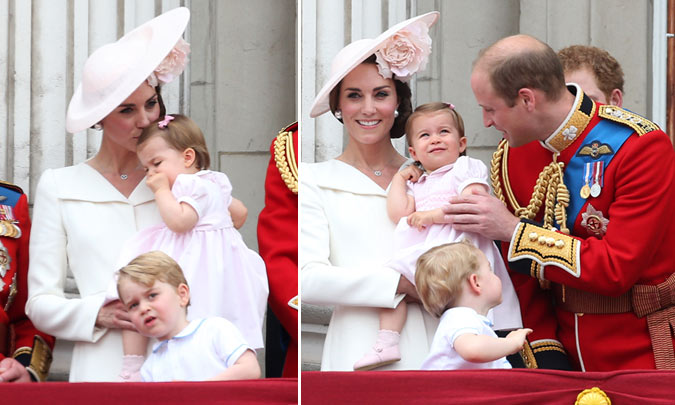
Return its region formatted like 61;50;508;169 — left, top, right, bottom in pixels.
490;140;570;234
273;126;298;195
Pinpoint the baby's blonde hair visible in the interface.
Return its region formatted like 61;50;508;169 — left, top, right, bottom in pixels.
117;251;190;308
414;240;482;317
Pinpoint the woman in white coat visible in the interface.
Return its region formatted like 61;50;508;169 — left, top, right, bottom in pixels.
24;8;191;382
301;12;440;371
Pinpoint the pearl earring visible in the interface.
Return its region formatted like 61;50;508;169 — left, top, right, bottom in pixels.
394;110;399;118
335;110;342;120
93;123;103;131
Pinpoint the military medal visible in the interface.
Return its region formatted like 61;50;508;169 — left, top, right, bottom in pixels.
580;163;592;199
0;242;10;278
590;161;604;198
581;204;609;237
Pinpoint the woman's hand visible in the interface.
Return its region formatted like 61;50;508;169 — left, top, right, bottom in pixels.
396;275;421;304
96;300;136;331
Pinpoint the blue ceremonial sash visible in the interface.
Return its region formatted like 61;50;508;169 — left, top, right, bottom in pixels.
562;119;633;231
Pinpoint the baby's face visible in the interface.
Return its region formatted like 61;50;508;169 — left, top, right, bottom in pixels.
119;278;189;341
137;135;191;187
408;110;466;172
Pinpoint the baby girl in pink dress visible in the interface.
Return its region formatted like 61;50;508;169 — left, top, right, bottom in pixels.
354;102;522;371
114;114;268;381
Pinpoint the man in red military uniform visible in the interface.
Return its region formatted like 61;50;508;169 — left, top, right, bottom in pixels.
257;122;298;377
444;35;675;371
0;181;54;382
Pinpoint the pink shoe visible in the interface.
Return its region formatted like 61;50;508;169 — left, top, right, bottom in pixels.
353;343;401;371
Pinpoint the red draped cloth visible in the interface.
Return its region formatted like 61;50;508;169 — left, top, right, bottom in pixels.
0;378;297;404
302;370;675;404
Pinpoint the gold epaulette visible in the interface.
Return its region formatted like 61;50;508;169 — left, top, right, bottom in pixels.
598;105;660;136
508;222;581;279
273;122;298;195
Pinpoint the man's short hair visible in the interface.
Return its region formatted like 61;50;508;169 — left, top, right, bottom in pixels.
558;45;624;101
475;35;566;107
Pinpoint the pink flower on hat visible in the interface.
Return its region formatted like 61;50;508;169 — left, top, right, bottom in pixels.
147;38;191;86
374;21;432;83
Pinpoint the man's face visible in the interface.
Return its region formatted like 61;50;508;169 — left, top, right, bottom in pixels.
470;68;534;147
565;67;609;104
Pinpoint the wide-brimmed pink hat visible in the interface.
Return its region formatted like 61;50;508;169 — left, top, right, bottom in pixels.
309;11;439;118
66;7;190;133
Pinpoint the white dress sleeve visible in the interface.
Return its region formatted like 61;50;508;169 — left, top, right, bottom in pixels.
454;156;490;195
300;167;403;308
172;173;211;219
26;169;107;342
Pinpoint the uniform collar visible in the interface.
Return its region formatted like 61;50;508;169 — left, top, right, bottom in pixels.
540;84;596;154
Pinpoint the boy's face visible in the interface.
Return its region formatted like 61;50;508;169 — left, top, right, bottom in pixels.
119;278;190;341
476;252;503;308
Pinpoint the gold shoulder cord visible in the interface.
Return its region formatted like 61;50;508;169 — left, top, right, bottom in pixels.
490;139;570;235
274;127;298;195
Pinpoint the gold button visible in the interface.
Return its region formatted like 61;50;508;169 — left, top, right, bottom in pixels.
555;240;565;249
546;237;555;247
538;236;547;245
528;232;538;241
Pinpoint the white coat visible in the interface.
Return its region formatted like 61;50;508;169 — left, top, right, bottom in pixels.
301;159;439;371
26;163;161;381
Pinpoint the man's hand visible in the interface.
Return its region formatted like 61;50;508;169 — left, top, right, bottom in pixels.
0;358;31;383
443;188;520;241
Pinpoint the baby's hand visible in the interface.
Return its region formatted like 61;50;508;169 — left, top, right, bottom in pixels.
146;172;170;193
398;165;423;183
407;211;433;231
505;328;533;354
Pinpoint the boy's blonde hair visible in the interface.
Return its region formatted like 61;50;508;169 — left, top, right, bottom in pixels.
414;240;482;317
404;102;466;157
117;251;190;307
137;114;211;170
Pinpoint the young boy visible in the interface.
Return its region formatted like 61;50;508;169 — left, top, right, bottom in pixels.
116;250;261;381
415;241;531;370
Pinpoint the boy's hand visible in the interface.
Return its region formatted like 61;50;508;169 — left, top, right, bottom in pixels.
505;328;533;354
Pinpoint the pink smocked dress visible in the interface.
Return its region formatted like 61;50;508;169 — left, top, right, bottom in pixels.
121;170;268;348
387;156;522;330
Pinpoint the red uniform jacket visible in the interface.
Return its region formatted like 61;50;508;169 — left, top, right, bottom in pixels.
495;87;675;371
257;122;298;377
0;182;55;381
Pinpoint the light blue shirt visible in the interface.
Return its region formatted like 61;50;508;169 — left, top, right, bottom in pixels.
421;307;512;370
141;317;252;381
